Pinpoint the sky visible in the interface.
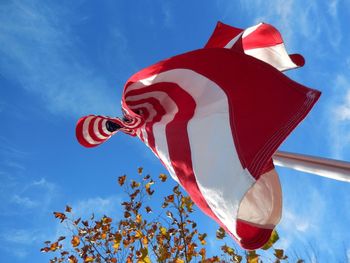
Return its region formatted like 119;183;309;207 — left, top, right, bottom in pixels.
0;0;350;262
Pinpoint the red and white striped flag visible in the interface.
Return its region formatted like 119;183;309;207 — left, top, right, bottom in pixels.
76;23;320;249
205;21;305;71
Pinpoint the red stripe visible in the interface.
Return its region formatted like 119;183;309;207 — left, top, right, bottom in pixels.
97;117;111;137
88;117;106;143
204;21;243;49
76;116;96;148
243;23;283;50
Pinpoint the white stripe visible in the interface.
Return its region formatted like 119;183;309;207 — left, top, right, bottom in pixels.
94;118;109;140
82;116;101;145
244;43;298;71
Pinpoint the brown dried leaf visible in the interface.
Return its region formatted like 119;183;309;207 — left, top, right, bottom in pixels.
68;255;78;263
118;175;126;186
40;247;50;253
65;205;72;213
53;212;67;223
274;249;287;260
57;236;66;242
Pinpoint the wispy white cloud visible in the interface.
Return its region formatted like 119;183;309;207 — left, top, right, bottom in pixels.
328;74;350;158
228;0;343;51
0;1;128;117
328;0;339;17
71;195;122;218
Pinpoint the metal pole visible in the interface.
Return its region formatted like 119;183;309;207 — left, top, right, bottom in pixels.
272;151;350;183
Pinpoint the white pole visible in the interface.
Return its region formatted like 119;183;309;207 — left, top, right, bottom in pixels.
272;151;350;183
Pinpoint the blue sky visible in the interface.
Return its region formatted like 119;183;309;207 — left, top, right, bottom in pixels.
1;0;350;262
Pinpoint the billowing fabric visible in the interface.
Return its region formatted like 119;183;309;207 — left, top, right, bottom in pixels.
76;23;321;249
205;21;305;71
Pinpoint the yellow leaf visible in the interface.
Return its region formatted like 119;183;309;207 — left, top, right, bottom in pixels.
159;173;167;182
175;259;185;263
261;230;279;250
71;236;80;247
136;214;142;224
142;236;148;246
101;233;107;239
113;242;120;250
131;180;141;189
247;251;259;263
160;227;167;236
85;257;94;262
135;230;143;239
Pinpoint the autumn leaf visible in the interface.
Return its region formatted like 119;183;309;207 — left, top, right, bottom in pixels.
261;230;279;250
102;216;112;224
68;255;78;263
142;236;148;246
159;173;167;182
40;247;50;253
136;214;142;224
274;249;287;260
160;226;167;236
124;211;131;218
71;236;80;247
165;194;174;203
118;175;126;186
135;230;143;239
216;227;226;239
175;259;185;263
74;218;81;226
138;167;143;174
84;256;94;262
247;251;259;263
53;212;67;223
131;180;141;189
50;242;59;251
145;206;152;213
56;237;65;242
198;233;207;245
65;205;72;213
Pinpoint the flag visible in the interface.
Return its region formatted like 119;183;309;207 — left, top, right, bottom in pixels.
205;21;305;71
76;23;321;249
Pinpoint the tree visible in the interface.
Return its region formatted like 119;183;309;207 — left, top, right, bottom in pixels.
41;168;298;263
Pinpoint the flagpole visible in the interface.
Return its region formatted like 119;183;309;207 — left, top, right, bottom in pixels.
272;151;350;183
